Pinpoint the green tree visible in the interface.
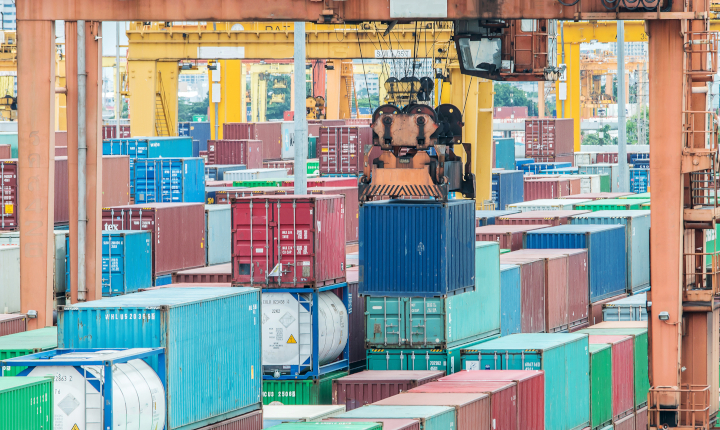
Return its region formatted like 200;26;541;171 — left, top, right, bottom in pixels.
581;124;617;146
494;83;538;117
178;99;209;123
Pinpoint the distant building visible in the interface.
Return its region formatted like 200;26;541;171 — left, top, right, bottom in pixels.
0;0;15;31
494;106;528;119
609;42;647;56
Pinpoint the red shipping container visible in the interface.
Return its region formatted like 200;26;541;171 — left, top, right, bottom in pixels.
525;118;574;157
475;224;550;251
141;282;232;291
0;313;27;336
324;419;420;430
223;122;282;160
208;139;263;168
309;186;359;243
54;156;69;225
322;119;346;127
55;146;68;157
102;203;205;276
439;370;545;430
215;187;289;204
281;177;358;188
333;370;445;411
0;160;17;230
597;153;619;163
373;392;491;430
0;144;10;159
264;159;295;175
206;181;234;187
345;118;372;126
613;412;635;430
590;293;627;326
498;256;546;333
231;195;346;288
102;124;131;139
194;409;262;430
589;335;635;420
102;155;130;207
409;381;518;430
55;131;67;147
173;263;232;283
496;210;591;226
319;126;364;175
635;407;647;430
524;177;571;200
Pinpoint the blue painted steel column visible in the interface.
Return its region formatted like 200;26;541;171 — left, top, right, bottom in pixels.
103;361;113;430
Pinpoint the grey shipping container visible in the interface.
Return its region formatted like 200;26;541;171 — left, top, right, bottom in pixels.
0;244;19;313
58;287;262;430
570;210;650;294
602;293;648;322
206;205;232;266
0;230;68;300
206;164;247;181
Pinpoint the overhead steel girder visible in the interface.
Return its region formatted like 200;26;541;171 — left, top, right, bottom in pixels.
126;22;454;61
561;20;720;43
17;0;706;22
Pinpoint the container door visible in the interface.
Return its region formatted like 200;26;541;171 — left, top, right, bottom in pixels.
366;350;407;370
405;349;451;373
102;233;125;296
501;351;542;371
232;199;275;285
274;198;317;287
365;296;404;347
407;297;446;348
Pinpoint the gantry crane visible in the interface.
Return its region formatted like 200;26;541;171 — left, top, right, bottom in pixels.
579;52;647;118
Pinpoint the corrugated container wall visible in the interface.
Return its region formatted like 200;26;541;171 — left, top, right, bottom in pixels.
359;200;475;297
495;138;517;171
524;178;576;200
0;327;58;376
264;370;348;405
319;127;363;175
0;314;26;336
578;164;620;192
223;122;283;160
134;158;205;204
343;268;366;369
372;392;490;430
0;244;19;313
0;377;53;430
498;256;546;333
475;210;521;226
508;198;592;212
588;343;613;430
525;119;574;158
491;171;524;210
324;419;421;430
635;408;647;430
475;224;550;251
602;293;648;322
337;405;456;430
206;205;232;266
500;265;522;335
208;139;263;168
58;288;262;430
194;409;262;430
178;121;211;152
589;335;635;420
333;370;445;411
206;165;248;182
54;156;69;225
497;210;591;226
614;413;635;430
102;155;130;206
309;186;359;243
0;144;10;159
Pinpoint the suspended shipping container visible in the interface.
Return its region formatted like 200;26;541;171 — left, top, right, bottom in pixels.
333;370;445;411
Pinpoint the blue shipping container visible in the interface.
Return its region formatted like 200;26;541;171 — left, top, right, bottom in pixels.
179;121;211;152
630;168;650;193
64;230;152;296
476;209;521;226
338;405;456;430
516;158;534;170
495;138;516;171
206;164;247;181
461;333;590;430
134;158;205;203
58;287;262;430
525;224;627;302
500;264;521;336
522;162;573;174
492;170;524;210
571;210;650;294
539;167;580;175
359;199;475;297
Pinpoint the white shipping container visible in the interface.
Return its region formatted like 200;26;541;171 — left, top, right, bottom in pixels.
0;244;19;313
263;405;346;424
223;168;289;182
0;230;67;297
507;198;593;212
574;152;597;166
578;163;621;192
281;121;295;159
577;175;602;194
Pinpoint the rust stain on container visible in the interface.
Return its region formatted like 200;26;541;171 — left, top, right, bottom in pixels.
333;370;445;411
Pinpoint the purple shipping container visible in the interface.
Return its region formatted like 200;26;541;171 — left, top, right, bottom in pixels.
333;370;445;411
173;263;232;283
496;210;591;226
101;203;205;276
475;224;550;251
223;122;282;160
55;156;69;225
0;314;27;336
194;409;262;430
498;256;546;333
324;419;421;430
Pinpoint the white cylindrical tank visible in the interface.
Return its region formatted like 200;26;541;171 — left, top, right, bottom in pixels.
25;350;166;430
262;291;348;369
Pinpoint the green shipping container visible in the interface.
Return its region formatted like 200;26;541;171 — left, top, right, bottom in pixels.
193;115;208;122
0;327;57;376
263;370;348;405
0;132;18;158
500;249;511;254
599;173;611;192
270;424;382;430
366;336;499;374
576;327;649;409
589;344;613;430
309;137;318;159
338;405;455;430
619;192;650;199
0;376;53;430
459;333;590;430
365;241;500;349
232;179;287;188
308;159;320;175
573;198;651;212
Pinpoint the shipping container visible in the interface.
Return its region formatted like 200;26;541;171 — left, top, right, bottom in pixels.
102;124;131;139
524;177;580;200
491;170;524;210
571;211;650;294
173;263;232;283
0;377;53;429
178;121;211;152
59;288;262;430
270;424;381;430
319;127;363;175
578;175;605;194
525;119;574;158
588;343;613;430
596;153;619;163
194;409;263;430
224;168;288;182
0;244;19;313
308;186;359;243
206;180;234;187
613;413;635;430
206;164;248;181
589;335;635;420
475;210;521;226
365;241;498;348
495;138;517;171
345;268;366;370
359;200;475;297
0;132;17;158
208;139;263;167
207;187;279;205
475;224;550;251
573;199;650;212
525;224;627;302
562;192;635;200
575;152;597;166
578;164;620;192
508;198;592;212
0;160;17;230
635;408;647;430
576;327;649;409
337;405;455;430
333;370;445;411
324;419;420;430
460;333;590;430
102;155;130;206
590;294;628;326
223;122;283;160
516;158;534;169
264;370;348;405
102;203;206;276
264;405;346;427
0;313;26;336
619;192;650;199
602;293;648;322
438;370;545;430
206;204;231;265
134;157;205;203
0;327;57;376
498;256;546;333
521;162;573;174
499;265;522;336
0;144;10;159
496;210;591;226
232;195;346;288
373;392;490;430
55;156;69;225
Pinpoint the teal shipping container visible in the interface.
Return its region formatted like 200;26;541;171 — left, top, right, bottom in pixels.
571;210;650;293
0;132;18;157
365;242;500;349
459;333;590;430
205;204;231;265
337;405;455;430
500;264;521;336
495;138;516;171
58;287;262;430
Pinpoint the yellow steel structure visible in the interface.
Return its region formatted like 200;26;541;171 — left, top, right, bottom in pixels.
580;53;646;118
